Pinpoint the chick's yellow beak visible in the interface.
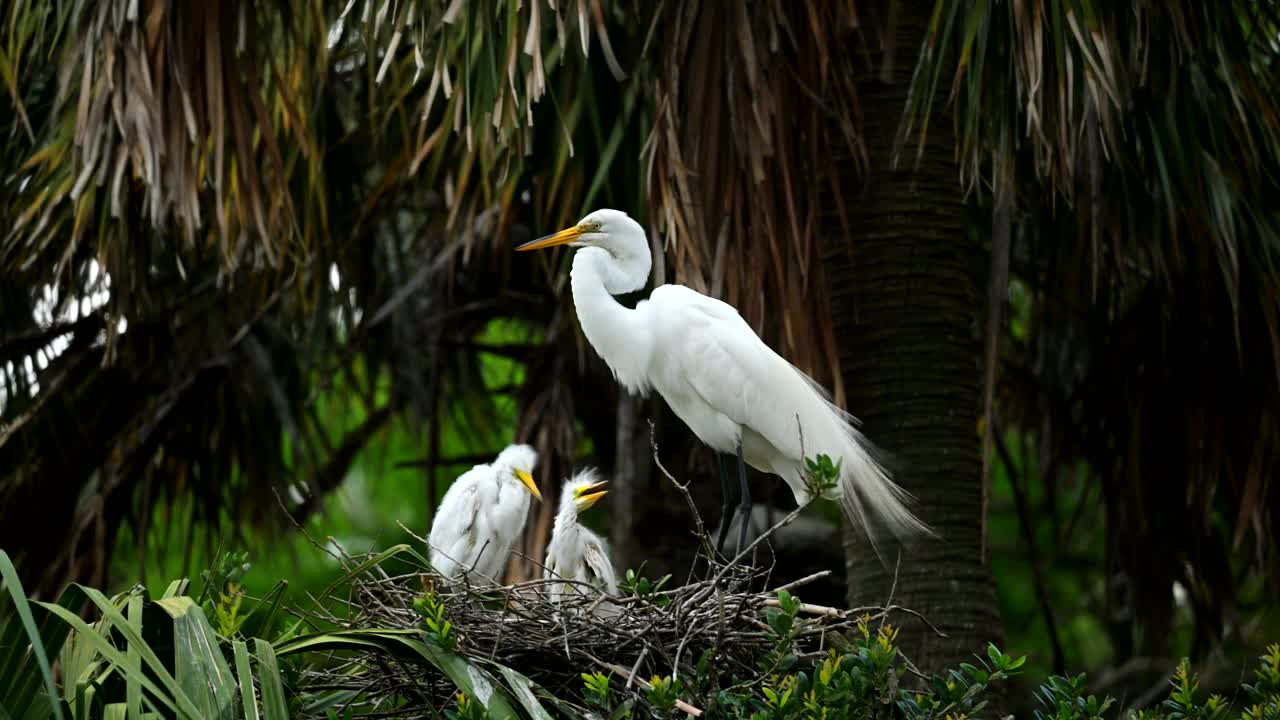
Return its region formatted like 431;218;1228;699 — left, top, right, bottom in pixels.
515;470;543;502
574;480;609;510
515;225;582;251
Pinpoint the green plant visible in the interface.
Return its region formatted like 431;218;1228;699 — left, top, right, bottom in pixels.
620;568;673;607
447;692;491;720
803;455;842;498
646;675;684;714
760;590;804;673
413;589;456;650
1240;644;1280;720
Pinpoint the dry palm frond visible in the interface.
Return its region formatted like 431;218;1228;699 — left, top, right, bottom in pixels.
904;0;1280;317
1002;205;1280;658
646;1;869;407
3;1;327;292
0;0;652;593
904;0;1280;652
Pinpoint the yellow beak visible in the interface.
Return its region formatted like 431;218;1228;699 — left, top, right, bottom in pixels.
575;480;609;510
515;470;543;502
515;225;582;251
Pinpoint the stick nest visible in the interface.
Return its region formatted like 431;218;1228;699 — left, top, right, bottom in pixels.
292;434;919;717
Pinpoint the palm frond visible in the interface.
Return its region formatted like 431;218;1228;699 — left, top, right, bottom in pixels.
646;1;869;405
0;0;659;594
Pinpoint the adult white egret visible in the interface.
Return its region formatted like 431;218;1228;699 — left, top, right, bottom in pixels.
543;469;618;602
428;444;543;583
516;209;930;554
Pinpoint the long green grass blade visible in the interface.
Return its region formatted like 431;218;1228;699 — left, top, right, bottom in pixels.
234;638;261;717
126;593;143;720
277;629;519;718
0;550;65;720
17;694;56;720
161;580;189;600
4;580;84;718
58;623;95;710
252;639;289;720
232;640;261;720
235;580;286;642
154;597;236;719
494;665;555;720
35;592;199;719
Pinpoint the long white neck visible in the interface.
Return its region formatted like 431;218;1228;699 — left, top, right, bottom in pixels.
570;246;654;396
553;498;582;536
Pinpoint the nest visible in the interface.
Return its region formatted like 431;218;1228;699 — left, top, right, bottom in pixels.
292;440;927;718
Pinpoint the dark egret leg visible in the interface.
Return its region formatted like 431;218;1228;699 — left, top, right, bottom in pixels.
736;442;752;554
714;452;736;554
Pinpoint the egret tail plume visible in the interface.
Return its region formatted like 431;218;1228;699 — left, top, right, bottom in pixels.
790;369;934;553
835;421;934;555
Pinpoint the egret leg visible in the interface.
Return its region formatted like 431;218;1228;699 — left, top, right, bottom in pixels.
736;442;751;554
713;452;736;554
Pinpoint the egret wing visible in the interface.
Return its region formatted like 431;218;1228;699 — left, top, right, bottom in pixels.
650;285;811;460
581;532;618;594
428;466;488;573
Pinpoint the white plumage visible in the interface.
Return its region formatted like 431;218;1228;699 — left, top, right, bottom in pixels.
428;444;542;583
543;469;618;603
517;209;931;553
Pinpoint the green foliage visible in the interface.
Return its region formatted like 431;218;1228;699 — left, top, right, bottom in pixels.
666;601;1024;720
1241;644;1280;720
581;671;636;719
803;454;842;498
620;568;672;607
414;589;456;650
1;549;73;720
1026;647;1280;720
449;692;491;720
761;590;804;672
644;675;683;714
7;544;1280;719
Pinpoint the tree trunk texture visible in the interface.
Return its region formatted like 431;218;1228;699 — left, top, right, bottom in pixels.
826;0;1005;677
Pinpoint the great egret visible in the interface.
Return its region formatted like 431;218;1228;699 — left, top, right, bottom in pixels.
429;444;543;583
543;469;618;603
516;209;930;554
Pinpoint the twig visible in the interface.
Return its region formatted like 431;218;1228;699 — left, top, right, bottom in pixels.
759;598;847;619
626;646;648;689
648;419;716;560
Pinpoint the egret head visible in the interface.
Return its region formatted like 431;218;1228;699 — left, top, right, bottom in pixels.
560;468;609;515
515;209;645;255
495;443;542;502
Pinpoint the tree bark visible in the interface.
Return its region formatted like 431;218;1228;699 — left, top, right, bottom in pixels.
826;0;1004;676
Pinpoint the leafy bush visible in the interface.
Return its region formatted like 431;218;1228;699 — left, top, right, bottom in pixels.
4;544;1280;719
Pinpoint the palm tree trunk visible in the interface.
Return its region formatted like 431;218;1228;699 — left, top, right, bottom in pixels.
825;0;1004;676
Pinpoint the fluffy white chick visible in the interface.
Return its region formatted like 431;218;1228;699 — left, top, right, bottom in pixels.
543;469;617;604
429;444;541;583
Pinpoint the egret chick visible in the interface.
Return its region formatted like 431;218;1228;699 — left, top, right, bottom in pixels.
543;470;618;604
429;444;542;583
517;210;932;555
